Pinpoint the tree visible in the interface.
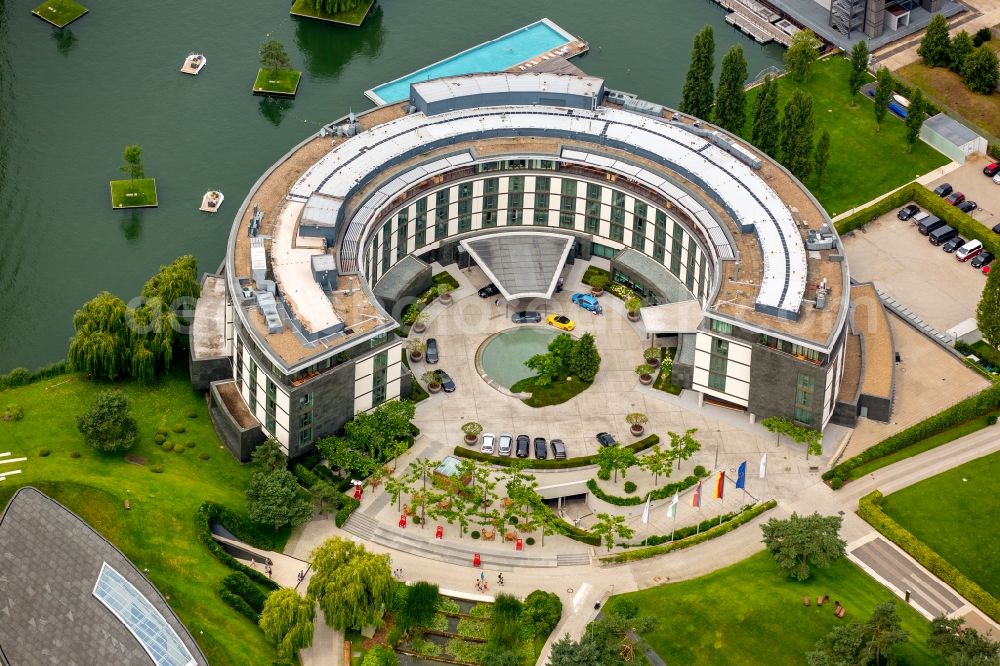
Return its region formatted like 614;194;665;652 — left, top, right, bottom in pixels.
751;75;780;156
570;332;602;382
950;30;975;74
548;333;576;373
119;144;144;181
547;631;618;666
813;129;831;186
591;513;634;551
76;390;138;452
918;13;952;68
597;612;660;664
638;444;674;486
863;601;909;665
977;265;1000;349
361;645;399;666
68;292;130;380
807;621;868;666
246;469;314;531
311;481;341;515
525;351;562;387
308;537;394;631
397;581;439;632
963;46;1000;94
522;590;563;638
667;428;700;469
385;473;407;513
780;89;815;181
903;89;926;153
679;26;715;120
714;45;748;134
785;29;820;83
760;512;846;581
308;0;364;15
259;589;315;660
848;40;870;105
260;36;292;73
873;67;894;132
927;616;1000;664
252;437;287;473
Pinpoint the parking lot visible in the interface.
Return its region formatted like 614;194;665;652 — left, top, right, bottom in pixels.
925;154;1000;234
843;210;987;333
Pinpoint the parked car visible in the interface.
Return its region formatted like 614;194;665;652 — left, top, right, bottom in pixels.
571;292;601;312
478;283;500;298
596;432;616;447
957;200;978;213
550;439;567;459
533;437;548;460
971;252;994;269
993;223;1000;234
957;239;983;262
498;432;513;457
928;224;957;246
933;183;953;197
942;236;966;253
984;162;1000;177
994;172;1000;185
917;216;945;236
547;314;575;331
481;433;495;454
944;192;966;206
897;204;920;220
436;370;456;393
515;434;530;458
511;310;542;324
425;338;439;364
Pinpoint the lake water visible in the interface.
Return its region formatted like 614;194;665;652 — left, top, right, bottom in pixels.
0;0;783;372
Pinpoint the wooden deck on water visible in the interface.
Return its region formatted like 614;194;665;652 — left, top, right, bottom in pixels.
508;40;589;75
714;0;794;46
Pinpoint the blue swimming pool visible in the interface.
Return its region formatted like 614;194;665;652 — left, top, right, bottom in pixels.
367;19;572;104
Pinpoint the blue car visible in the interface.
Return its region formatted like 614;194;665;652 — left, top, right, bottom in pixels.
571;292;601;312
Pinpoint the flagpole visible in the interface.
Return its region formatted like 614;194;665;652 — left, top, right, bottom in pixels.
671;510;677;543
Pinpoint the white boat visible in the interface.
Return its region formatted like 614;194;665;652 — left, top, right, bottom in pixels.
199;191;224;213
892;93;910;108
181;53;207;75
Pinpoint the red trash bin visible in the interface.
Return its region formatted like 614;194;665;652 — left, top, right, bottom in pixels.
473;553;481;567
399;514;407;528
515;538;523;551
435;525;443;539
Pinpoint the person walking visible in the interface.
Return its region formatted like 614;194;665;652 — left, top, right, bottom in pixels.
498;573;504;586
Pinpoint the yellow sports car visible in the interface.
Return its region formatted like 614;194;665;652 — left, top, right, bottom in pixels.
547;314;575;331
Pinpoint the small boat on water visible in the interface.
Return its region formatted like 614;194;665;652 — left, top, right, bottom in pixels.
181;53;207;75
199;190;224;213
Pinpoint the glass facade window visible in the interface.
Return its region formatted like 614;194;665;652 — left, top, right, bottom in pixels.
507;192;523;225
534;176;550;192
794;373;814;424
248;359;257;413
415;198;427;248
586;183;602;201
484;177;499;194
670;223;683;276
381;220;391;273
610;222;625;242
299;427;313;445
710;319;733;335
685;236;697;290
559;212;575;228
591;243;617;260
708;372;727;391
585;215;600;234
435;189;450;240
396;210;408;260
533;191;549;226
508;175;524;192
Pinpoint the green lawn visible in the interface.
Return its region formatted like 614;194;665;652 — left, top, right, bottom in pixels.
742;57;948;217
290;0;376;26
616;551;935;665
32;0;87;28
253;68;302;96
881;451;1000;599
510;375;591;407
110;178;158;208
0;369;280;664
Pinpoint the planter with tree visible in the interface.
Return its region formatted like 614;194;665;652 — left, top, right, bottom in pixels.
436;283;454;305
635;363;654;386
253;36;302;97
407;338;426;362
109;144;158;209
643;346;661;368
462;421;483;445
412;311;430;334
421;370;442;393
626;296;642;322
625;412;649;436
589;274;609;297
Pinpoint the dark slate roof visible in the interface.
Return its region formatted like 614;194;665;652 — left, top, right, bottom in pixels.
0;487;207;666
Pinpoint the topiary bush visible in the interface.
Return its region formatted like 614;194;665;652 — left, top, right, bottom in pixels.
471;530;481;539
70;451;81;459
623;481;637;494
154;433;167;445
1;404;24;421
38;448;50;457
605;596;639;619
830;477;844;490
156;427;168;436
199;453;210;461
693;465;707;477
988;415;998;426
172;423;186;434
187;411;198;419
161;441;174;452
525;537;535;546
173;444;186;454
151;464;164;474
509;516;518;525
184;440;195;448
597;468;611;481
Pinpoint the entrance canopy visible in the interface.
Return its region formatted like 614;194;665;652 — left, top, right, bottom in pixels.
460;232;574;300
639;301;704;334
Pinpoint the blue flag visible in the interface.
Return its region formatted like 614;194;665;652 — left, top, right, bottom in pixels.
735;461;747;489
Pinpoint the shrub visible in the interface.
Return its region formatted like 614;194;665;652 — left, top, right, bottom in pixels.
172;423;186;433
521;590;562;637
77;390;138;453
38;448;50;457
989;415;998;425
386;626;404;648
835;184;916;235
1;404;24;421
187;411;198;419
362;645;399;666
525;537;535;545
70;451;81;459
184;440;195;448
624;481;637;494
605;597;639;619
693;465;707;477
221;572;270;613
161;441;174;452
2;367;31;388
974;27;993;47
151;464;164;473
587;474;701;506
597;468;611;481
154;433;167;445
293;464;320;488
451;434;659;469
156;427;168;436
199;453;210;461
471;530;481;539
830;477;844;490
335;496;360;527
509;516;518;525
173;444;185;454
219;588;259;623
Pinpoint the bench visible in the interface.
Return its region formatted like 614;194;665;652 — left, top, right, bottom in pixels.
124;499;131;510
835;606;846;618
803;596;810;607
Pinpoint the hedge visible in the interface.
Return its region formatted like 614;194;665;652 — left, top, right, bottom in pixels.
989;144;1000;161
196;503;280;590
293;464;320;489
219;588;260;623
451;434;660;469
858;491;1000;621
0;361;68;391
835;184;916;235
586;473;702;506
823;383;1000;482
546;510;602;547
600;500;778;563
221;572;270;613
336;496;360;528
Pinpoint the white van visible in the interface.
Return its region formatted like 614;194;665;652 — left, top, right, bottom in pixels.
956;239;983;262
994;173;1000;185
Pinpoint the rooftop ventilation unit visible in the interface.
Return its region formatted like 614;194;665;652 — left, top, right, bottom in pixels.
256;291;284;334
806;229;837;251
250;237;268;285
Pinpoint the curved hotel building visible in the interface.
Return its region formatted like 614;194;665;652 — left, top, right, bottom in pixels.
191;72;875;460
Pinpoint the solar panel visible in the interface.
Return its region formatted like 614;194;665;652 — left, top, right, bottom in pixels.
92;563;198;666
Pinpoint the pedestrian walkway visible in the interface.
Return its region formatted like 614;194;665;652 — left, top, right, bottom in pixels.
211;530;309;590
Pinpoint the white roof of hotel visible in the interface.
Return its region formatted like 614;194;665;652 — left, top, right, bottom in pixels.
289;90;807;317
411;72;604;102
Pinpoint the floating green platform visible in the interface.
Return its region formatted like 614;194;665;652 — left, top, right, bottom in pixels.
110;178;158;209
252;69;302;98
32;0;88;28
289;0;375;26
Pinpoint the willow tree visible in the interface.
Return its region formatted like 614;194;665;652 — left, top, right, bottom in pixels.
308;537;394;631
142;255;200;310
309;0;363;15
68;291;130;380
259;589;316;660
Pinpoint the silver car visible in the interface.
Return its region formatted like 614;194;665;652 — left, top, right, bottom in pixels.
481;432;495;454
498;432;513;456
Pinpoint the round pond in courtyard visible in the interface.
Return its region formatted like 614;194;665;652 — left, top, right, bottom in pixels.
478;327;560;390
